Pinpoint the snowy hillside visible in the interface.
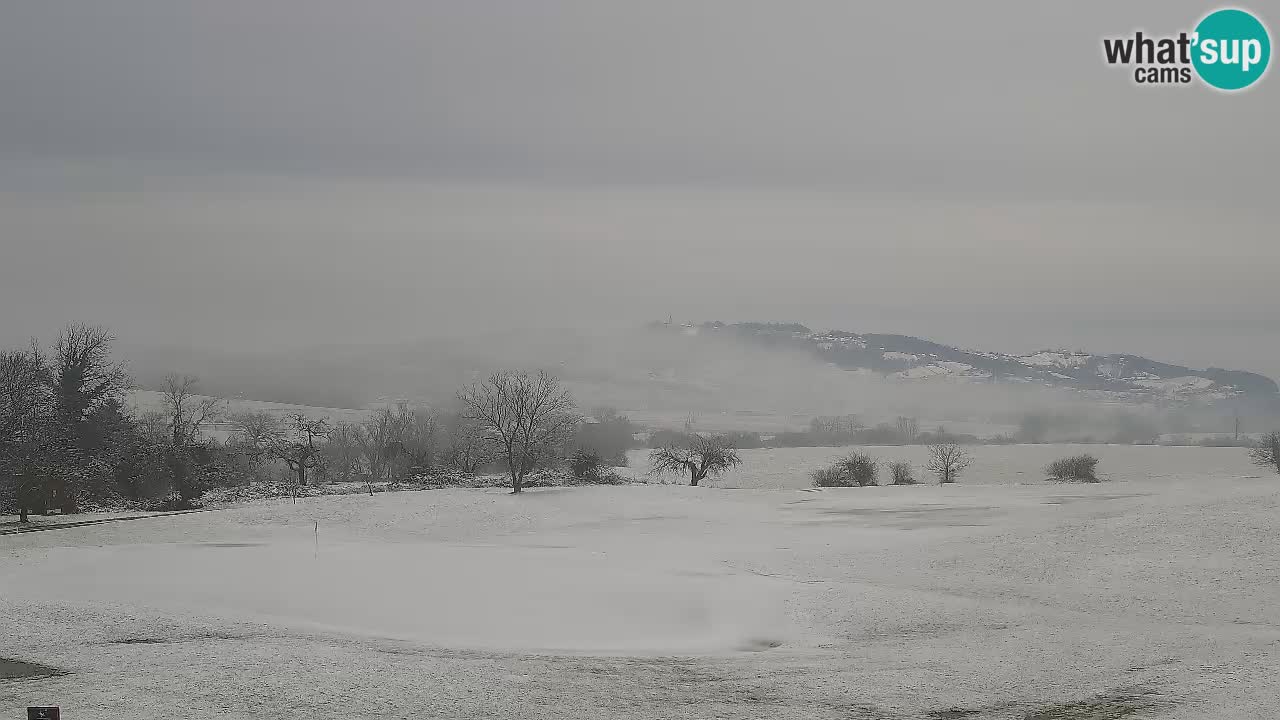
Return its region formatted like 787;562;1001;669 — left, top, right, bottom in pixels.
670;322;1279;408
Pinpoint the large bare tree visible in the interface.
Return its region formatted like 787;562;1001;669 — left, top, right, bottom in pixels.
272;413;330;488
374;403;440;479
926;443;972;484
323;421;364;483
359;407;400;481
228;410;283;483
161;374;221;449
457;370;578;493
160;374;223;498
50;324;130;433
649;435;742;486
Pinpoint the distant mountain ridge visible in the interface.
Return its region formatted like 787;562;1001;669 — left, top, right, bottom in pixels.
666;321;1279;408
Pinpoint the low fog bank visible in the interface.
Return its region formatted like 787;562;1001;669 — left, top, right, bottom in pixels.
122;327;1267;441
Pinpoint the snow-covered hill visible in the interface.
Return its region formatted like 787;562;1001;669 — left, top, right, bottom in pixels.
671;322;1279;408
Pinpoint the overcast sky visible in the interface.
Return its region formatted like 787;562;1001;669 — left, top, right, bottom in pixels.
2;1;1277;378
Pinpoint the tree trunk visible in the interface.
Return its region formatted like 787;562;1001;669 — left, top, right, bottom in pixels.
171;453;190;499
17;464;31;522
689;464;706;486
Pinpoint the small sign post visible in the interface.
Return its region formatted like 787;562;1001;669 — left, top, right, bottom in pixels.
28;708;60;720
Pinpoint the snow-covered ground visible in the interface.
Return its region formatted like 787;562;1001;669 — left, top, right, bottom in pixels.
625;442;1263;488
2;445;1279;718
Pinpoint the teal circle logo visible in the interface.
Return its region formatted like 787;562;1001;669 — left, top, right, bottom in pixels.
1192;8;1271;90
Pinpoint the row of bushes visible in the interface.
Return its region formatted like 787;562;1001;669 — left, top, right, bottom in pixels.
810;451;1105;487
811;452;916;487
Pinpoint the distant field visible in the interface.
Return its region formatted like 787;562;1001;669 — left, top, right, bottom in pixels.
620;408;1017;437
127;390;373;441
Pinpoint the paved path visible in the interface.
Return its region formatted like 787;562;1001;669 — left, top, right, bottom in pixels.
0;508;214;536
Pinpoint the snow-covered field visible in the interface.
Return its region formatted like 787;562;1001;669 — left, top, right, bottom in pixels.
3;445;1279;718
625;442;1264;488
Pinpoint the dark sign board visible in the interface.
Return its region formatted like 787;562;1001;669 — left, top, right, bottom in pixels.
28;708;60;720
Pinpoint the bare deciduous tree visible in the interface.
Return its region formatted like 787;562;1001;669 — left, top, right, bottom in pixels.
51;324;130;432
889;461;915;485
457;370;578;493
895;416;919;442
0;344;51;447
649;435;742;486
926;443;971;484
273;413;330;488
443;414;496;474
228;411;282;482
162;374;222;450
160;374;223;498
1251;431;1280;474
323;421;364;483
810;414;862;436
359;407;400;481
134;408;171;446
385;403;440;477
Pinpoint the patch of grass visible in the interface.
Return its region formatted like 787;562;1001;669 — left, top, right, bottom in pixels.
1023;686;1162;719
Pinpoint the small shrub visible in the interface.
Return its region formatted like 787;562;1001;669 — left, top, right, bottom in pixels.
587;471;629;486
569;450;605;482
810;466;850;487
889;461;915;485
529;467;629;487
1250;431;1280;474
1046;454;1101;482
811;452;878;487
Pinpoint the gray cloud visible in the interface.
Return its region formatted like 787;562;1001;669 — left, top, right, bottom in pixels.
1;1;1277;379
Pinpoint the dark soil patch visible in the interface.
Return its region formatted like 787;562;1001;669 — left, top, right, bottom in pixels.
1043;494;1143;506
926;685;1167;720
735;637;783;651
927;710;983;720
823;506;997;529
0;658;66;681
106;630;248;645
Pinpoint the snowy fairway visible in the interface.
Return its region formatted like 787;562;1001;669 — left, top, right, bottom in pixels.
3;445;1279;719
